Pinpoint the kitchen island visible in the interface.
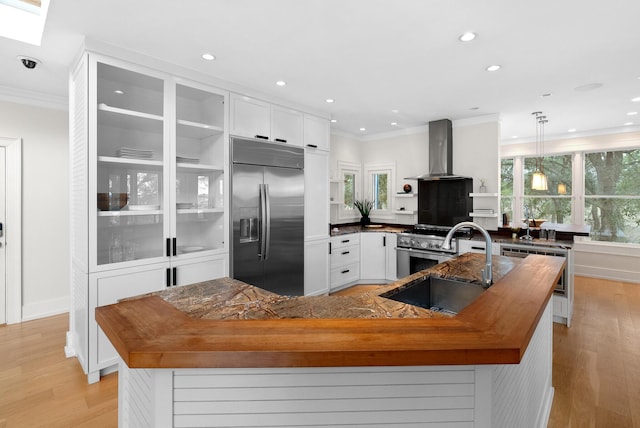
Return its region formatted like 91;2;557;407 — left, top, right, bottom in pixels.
96;253;565;428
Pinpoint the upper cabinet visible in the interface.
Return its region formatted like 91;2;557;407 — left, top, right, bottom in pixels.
230;93;304;146
84;56;230;271
303;114;330;151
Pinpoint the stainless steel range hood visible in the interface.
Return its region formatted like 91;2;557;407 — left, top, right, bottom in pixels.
406;119;469;180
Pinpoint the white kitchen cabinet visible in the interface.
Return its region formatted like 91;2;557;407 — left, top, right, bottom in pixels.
330;234;360;291
304;148;329;239
69;52;229;383
305;237;330;296
271;105;304;146
303;114;330;151
360;232;397;282
360;232;387;281
230;94;305;147
385;233;398;281
229;93;270;139
88;263;168;383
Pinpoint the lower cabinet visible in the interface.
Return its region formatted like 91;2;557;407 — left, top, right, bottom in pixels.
360;232;397;283
83;254;227;383
305;237;330;296
330;234;360;291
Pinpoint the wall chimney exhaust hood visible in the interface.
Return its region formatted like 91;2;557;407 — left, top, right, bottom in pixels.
406;119;470;180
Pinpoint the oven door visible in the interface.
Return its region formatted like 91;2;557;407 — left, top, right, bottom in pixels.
396;247;456;278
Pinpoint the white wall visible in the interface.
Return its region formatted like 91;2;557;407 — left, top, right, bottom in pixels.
0;100;69;320
330;117;500;228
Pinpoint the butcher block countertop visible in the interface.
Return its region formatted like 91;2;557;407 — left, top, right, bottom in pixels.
95;253;565;369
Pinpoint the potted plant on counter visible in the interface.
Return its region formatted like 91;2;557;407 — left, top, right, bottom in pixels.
354;199;373;226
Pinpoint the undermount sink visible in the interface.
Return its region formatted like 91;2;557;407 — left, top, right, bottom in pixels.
381;276;486;315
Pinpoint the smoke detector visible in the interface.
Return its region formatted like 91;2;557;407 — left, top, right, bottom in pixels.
17;55;40;69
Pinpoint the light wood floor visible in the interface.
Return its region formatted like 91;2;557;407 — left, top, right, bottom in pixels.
0;276;638;427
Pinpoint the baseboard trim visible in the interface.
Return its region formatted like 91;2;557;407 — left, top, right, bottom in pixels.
22;296;69;322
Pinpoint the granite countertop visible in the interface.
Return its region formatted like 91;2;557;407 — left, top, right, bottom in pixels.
330;224;409;236
130;253;519;321
96;253;564;369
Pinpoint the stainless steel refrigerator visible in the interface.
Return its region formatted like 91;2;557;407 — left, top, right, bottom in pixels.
230;136;304;295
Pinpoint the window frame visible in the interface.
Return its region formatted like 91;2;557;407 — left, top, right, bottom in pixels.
364;162;395;219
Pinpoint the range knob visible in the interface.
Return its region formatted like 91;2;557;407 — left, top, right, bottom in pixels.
433;242;441;249
428;242;434;249
420;241;429;249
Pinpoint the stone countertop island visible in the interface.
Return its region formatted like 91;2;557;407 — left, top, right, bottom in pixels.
96;253;565;428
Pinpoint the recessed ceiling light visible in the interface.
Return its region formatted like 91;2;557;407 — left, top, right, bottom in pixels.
568;128;577;132
512;135;519;139
458;32;476;42
627;111;638;116
624;122;634;126
486;65;501;72
391;109;399;113
275;80;286;86
114;90;124;95
632;96;640;102
469;107;479;110
391;122;398;126
330;119;337;123
201;53;215;61
359;127;366;131
574;83;603;92
325;98;335;103
541;93;553;97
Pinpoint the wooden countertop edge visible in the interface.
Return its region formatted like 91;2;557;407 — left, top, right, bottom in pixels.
95;255;565;369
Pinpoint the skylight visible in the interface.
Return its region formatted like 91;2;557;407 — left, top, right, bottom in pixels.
0;0;50;46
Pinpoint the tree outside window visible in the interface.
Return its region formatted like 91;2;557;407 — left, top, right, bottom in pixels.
584;149;640;243
523;155;572;224
372;173;388;210
500;158;514;224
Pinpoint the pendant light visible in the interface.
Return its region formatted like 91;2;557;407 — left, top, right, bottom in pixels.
531;112;548;190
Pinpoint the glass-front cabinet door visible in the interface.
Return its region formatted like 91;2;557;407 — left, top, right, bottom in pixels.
174;83;226;256
94;61;166;266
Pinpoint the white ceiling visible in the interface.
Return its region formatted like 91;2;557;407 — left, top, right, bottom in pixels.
2;0;640;143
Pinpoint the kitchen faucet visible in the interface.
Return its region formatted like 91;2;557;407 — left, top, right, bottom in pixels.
442;221;493;287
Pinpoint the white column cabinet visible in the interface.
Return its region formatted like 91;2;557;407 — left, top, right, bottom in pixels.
69;52;230;383
304;114;330;151
303;119;330;295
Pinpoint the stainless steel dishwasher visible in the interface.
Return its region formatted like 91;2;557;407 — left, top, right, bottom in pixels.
500;243;569;295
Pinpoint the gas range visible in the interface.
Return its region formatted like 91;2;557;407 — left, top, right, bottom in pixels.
397;224;471;254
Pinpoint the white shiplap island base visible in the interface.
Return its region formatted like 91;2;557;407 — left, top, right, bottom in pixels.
118;301;553;428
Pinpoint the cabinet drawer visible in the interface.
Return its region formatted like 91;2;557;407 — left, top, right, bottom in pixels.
330;262;360;288
331;245;360;269
331;234;360;251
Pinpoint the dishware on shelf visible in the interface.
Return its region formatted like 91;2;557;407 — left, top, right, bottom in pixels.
97;193;128;211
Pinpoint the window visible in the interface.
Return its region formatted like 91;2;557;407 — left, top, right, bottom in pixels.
338;161;361;219
500;158;514;223
523;154;572;224
365;163;394;217
584;149;640;243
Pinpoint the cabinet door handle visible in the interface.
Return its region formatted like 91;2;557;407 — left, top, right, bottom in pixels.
166;268;171;287
342;251;350;255
274;138;287;143
166;238;171;257
173;238;177;257
173;267;177;286
341;239;350;243
471;246;485;251
255;135;269;140
306;144;318;148
341;269;350;274
383;236;386;247
329;242;332;255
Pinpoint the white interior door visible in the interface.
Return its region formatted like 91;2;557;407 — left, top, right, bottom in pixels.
0;146;6;324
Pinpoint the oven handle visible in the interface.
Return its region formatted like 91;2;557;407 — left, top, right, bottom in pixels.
396;247;456;257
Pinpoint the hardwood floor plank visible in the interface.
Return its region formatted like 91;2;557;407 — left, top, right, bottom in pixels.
1;276;638;427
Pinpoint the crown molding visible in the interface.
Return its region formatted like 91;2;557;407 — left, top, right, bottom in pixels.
0;85;67;111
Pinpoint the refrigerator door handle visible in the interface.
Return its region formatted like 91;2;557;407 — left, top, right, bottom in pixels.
259;184;266;260
263;183;271;261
